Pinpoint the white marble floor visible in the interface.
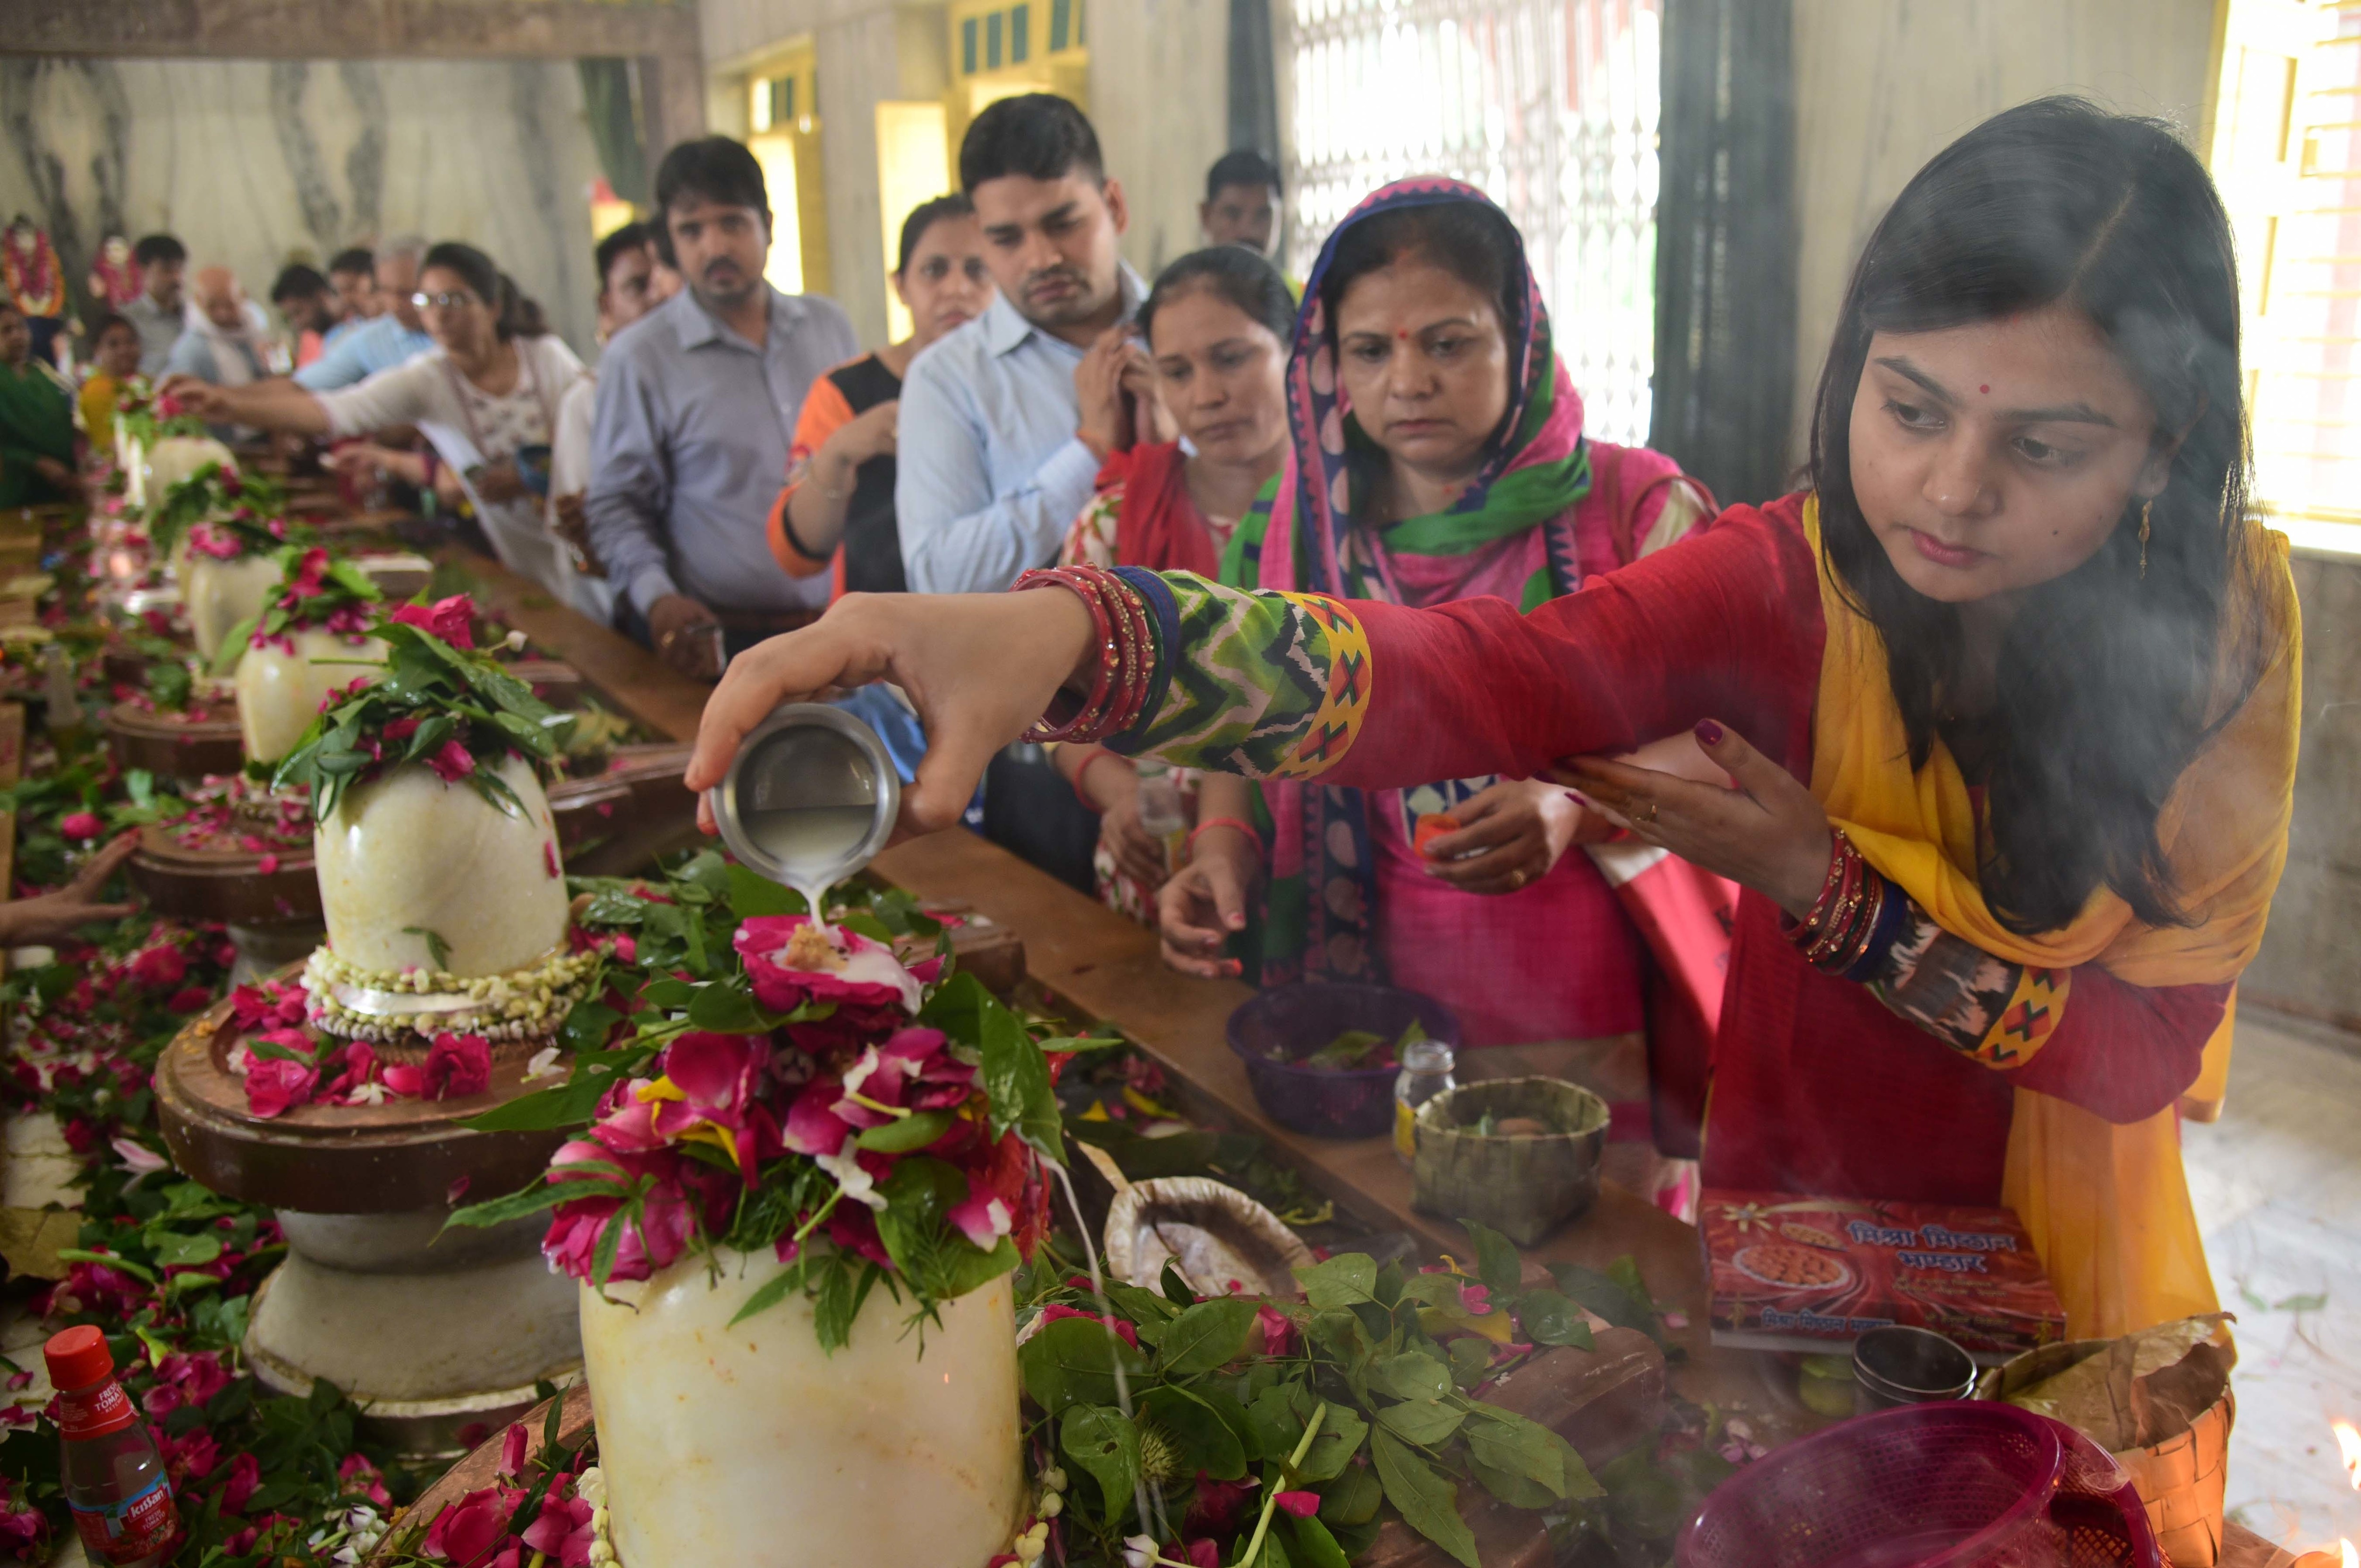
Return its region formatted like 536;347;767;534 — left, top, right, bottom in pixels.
2184;1007;2361;1554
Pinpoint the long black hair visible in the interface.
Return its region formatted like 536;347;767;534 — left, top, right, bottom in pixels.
1139;246;1295;347
1811;96;2266;935
419;242;547;341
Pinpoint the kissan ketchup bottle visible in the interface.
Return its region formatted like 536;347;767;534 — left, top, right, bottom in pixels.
43;1327;179;1566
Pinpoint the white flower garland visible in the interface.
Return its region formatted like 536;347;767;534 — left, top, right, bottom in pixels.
300;944;599;1044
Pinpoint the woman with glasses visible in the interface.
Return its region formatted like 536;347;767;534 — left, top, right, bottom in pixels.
164;242;593;611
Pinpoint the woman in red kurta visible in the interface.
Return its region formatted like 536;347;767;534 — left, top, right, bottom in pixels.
1049;246;1296;922
689;99;2300;1337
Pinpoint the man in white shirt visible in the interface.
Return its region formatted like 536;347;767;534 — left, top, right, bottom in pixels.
549;222;676;625
119;234;188;378
894;94;1147;596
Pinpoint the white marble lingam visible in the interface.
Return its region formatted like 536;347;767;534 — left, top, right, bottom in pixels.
235;627;386;767
581;1254;1026;1568
136;434;234;513
184;551;284;665
315;754;569;978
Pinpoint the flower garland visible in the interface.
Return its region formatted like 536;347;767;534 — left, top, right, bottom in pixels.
272;594;575;824
301;942;601;1046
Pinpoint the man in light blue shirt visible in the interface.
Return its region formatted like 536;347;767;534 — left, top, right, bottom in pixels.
896;94;1148;595
293;237;433;392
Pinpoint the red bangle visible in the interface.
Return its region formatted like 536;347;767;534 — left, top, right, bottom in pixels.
1013;565;1154;743
1187;815;1260;862
1014;568;1115;741
1070;746;1122;809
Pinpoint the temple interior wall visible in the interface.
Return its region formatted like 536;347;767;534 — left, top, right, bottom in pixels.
0;56;606;356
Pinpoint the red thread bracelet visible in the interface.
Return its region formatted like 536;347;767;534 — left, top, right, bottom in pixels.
1187;816;1261;862
1070;746;1123;809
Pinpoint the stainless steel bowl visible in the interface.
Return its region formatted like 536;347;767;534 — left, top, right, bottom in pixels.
706;702;900;894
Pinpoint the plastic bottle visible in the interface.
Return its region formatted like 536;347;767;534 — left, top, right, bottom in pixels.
43;1326;178;1567
1135;762;1188;875
1393;1038;1457;1166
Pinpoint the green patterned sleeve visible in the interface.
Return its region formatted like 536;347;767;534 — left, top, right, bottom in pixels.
1102;568;1370;780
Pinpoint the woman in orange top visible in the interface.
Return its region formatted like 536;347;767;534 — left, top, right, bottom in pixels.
767;195;994;596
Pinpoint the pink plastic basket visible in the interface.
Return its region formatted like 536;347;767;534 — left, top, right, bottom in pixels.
1675;1402;2161;1568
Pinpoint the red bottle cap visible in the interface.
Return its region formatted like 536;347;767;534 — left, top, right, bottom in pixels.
43;1325;113;1391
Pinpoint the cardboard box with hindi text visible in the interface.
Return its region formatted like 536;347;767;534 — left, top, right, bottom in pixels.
1702;1189;2068;1363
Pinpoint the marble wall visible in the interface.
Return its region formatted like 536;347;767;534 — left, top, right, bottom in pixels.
696;0;1234;347
1788;0;2222;462
0;55;607;358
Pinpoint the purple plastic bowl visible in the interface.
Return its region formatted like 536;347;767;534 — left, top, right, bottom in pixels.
1226;983;1461;1139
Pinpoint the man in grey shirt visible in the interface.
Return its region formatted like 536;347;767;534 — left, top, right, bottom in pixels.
587;136;857;678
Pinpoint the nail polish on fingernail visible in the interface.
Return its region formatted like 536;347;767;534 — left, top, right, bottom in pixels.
1695;719;1724;746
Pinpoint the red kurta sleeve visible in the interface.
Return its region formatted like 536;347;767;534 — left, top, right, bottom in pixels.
2000;972;2225;1124
1328;494;1828;789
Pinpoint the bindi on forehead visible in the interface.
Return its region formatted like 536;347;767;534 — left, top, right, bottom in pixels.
1979;384;1991;394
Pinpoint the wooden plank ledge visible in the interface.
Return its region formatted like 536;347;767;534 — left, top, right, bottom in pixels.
869;826;1812;1427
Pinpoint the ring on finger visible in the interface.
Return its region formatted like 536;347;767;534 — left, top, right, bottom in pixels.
1636;800;1659;826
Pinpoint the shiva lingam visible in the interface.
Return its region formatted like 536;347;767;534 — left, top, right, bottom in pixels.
131;545;392;979
154;597;598;1451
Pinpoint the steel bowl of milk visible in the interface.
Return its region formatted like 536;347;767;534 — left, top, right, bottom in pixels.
707;703;901;914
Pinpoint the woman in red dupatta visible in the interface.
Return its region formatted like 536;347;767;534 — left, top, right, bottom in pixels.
1052;248;1297;921
689;101;2298;1338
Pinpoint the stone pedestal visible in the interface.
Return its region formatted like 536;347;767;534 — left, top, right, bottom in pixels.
246;1211;580;1453
154;984;577;1455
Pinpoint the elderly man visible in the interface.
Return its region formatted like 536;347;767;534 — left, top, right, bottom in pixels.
163;267;276;442
293;236;434;391
120;234;188;377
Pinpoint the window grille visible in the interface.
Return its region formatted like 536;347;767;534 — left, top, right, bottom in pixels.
2211;0;2361;554
1285;0;1663;443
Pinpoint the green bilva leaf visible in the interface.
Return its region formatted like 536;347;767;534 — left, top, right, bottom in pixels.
727;1262;808;1329
1294;1400;1368;1484
560;999;622;1053
1157;1296;1257;1377
1461;1405;1599;1505
1445;1337;1494;1389
1060;1403;1141;1526
1294;1254;1376;1310
974;981;1060;1159
1549;1262;1658;1340
1370;1428;1478;1568
1513;1288;1596;1350
1284;1513;1352;1568
148;1232;222;1269
685;982;781;1034
1373;1397;1464;1447
1244;1382;1304;1462
1161;1260;1197;1308
1317;1463;1383;1526
207;613;261;676
1019;1313;1147;1417
1245;1528;1293;1568
854;1109;952;1153
1464;1220;1522;1297
724;861;806;918
1367;1350;1452;1403
443;1176;601;1231
1138;1384;1246;1481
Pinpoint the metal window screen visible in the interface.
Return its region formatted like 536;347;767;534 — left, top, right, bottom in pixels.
1286;0;1662;444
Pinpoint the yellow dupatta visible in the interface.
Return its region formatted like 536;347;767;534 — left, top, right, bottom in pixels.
1800;498;2302;1337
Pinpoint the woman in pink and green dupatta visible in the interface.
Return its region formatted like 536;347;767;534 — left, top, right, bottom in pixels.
1164;179;1725;1148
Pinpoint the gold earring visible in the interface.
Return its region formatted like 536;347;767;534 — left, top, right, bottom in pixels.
2138;500;2152;580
